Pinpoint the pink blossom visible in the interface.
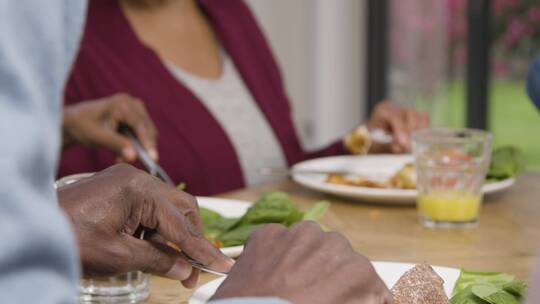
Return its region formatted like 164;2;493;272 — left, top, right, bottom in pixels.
502;17;527;47
528;7;540;23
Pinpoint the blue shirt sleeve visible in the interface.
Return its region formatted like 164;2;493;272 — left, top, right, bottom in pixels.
0;1;86;303
527;53;540;111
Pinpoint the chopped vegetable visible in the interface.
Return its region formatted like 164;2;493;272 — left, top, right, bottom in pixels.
199;191;330;248
450;269;527;304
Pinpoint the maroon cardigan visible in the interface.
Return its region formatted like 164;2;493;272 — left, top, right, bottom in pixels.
60;0;347;195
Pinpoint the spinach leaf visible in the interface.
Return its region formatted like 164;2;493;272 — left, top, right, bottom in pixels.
503;281;527;298
217;224;261;247
453;270;515;295
451;270;525;304
200;191;330;248
236;191;296;226
199;208;239;238
472;285;520;304
302;201;330;222
487;146;523;181
282;209;304;227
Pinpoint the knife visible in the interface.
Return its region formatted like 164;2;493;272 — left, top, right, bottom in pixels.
119;126;175;186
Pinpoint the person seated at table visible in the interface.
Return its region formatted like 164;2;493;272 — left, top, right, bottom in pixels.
527;52;540;110
59;0;430;196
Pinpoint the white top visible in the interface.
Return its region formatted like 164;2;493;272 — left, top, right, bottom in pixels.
165;55;287;186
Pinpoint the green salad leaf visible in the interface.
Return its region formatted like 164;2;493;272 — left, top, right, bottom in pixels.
503;281;528;297
217;224;261;247
199;191;330;248
450;269;527;304
236;191;296;226
453;270;516;294
302;202;330;222
487;146;523;182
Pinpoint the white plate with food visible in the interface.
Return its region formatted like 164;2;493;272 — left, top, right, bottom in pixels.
197;197;251;258
188;262;461;304
292;155;515;204
197;193;329;258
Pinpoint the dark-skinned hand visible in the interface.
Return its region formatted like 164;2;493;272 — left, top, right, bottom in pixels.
368;101;430;153
211;222;393;304
62;93;158;162
57;164;233;288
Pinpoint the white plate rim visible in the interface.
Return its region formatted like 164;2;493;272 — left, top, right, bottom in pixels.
188;261;461;304
292;155;515;204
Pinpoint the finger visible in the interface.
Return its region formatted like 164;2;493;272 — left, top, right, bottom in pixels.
181;268;200;289
147;234;201;288
144;197;234;273
124;235;193;280
387;114;408;152
404;109;419;132
85;125;137;162
245;224;286;248
242;224;287;258
391;143;404;154
158;185;204;231
110;96;158;161
420;112;430;128
130;99;159;161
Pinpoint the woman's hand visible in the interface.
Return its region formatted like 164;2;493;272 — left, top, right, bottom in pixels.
212;222;392;304
57;164;234;288
368;101;430;153
62;93;158;162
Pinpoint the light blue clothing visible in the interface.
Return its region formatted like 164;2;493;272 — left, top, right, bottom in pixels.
0;1;287;304
0;1;86;303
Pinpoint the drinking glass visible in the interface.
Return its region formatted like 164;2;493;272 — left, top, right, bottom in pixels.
55;173;150;303
412;129;492;229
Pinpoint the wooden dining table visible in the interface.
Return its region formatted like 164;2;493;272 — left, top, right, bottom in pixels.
148;173;540;304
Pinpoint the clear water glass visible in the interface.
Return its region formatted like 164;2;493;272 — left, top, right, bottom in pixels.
78;272;150;303
55;173;150;303
412;129;492;229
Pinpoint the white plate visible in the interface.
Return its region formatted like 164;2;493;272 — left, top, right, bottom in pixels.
188;261;461;304
196;197;251;258
292;155;515;204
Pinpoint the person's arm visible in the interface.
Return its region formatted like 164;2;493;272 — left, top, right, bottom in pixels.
62;94;159;162
305;101;430;160
0;1;87;302
527;53;540;110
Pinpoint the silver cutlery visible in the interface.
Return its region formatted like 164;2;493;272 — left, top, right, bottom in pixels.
120;127;175;186
120;128;230;276
258;167;354;176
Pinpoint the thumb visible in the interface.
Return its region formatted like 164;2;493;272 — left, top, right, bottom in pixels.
124;236;193;281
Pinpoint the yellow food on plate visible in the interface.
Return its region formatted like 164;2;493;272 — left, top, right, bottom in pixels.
326;163;416;190
389;163;417;189
418;191;481;222
327;174;390;188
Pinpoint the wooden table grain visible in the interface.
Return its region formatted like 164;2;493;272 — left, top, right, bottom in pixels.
148;173;540;304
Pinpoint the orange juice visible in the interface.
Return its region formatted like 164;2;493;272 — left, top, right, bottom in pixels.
418;191;481;222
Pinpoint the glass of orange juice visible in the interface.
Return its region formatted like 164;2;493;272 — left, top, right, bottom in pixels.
412;129;492;228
